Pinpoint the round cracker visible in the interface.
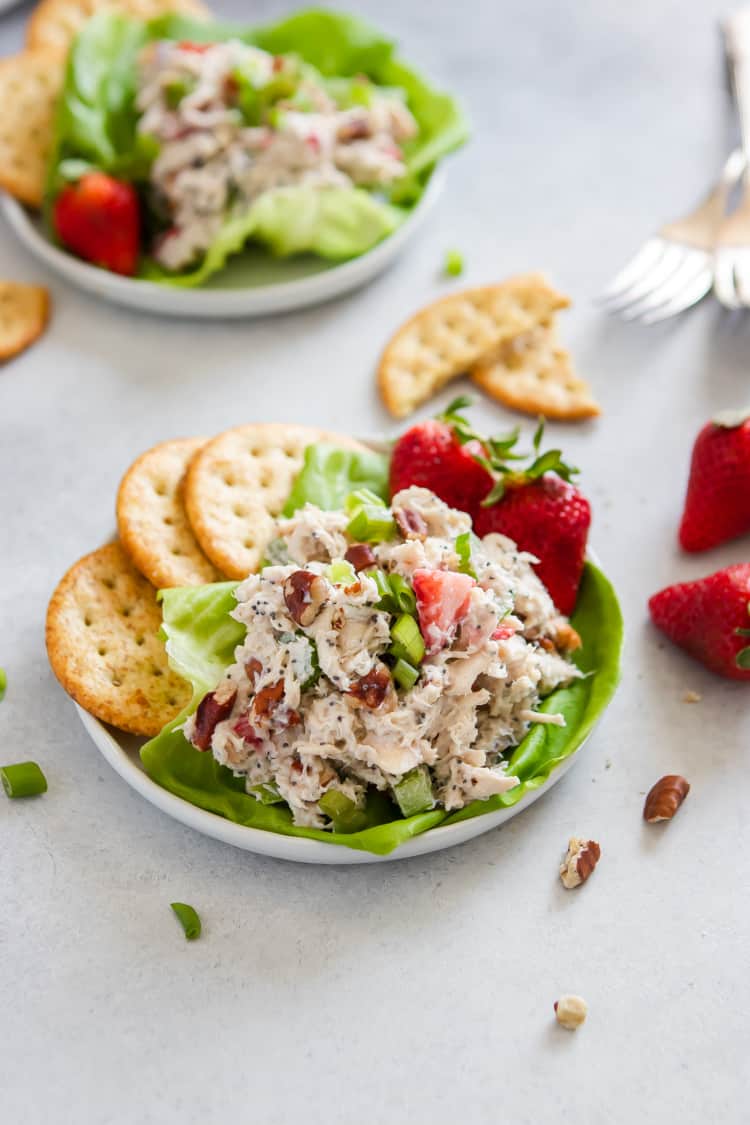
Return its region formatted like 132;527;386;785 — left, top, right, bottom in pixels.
117;437;223;589
0;50;66;208
27;0;212;52
0;281;50;361
184;424;368;580
377;274;570;419
46;542;191;737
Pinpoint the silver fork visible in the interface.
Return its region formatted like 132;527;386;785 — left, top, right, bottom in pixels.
599;148;745;323
715;9;750;308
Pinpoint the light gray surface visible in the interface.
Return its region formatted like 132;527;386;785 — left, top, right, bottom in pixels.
1;1;748;1121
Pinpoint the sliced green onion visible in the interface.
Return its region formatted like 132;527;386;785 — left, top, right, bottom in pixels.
387;574;417;615
393;766;434;816
1;761;47;798
170;902;201;941
249;782;285;805
346;506;397;543
365;568;392;603
392;658;419;691
389;613;425;665
0;667;6;701
302;637;321;690
319;790;368;833
325;559;358;585
444;249;464;277
455;531;478;579
344;488;387;512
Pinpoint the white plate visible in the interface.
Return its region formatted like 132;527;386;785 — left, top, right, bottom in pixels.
0;174;443;319
77;705;592;865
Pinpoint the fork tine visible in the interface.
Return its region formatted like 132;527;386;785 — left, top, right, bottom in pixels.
636;267;714;324
714;253;741;309
597;238;666;302
617;250;710;320
602;242;688;313
733;250;750;306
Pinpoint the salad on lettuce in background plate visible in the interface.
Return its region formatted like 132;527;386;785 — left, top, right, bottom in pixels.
44;7;469;285
140;425;622;857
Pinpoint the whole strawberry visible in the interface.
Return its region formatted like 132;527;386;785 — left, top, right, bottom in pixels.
679;409;750;551
475;471;590;615
54;172;140;277
649;564;750;680
390;403;493;513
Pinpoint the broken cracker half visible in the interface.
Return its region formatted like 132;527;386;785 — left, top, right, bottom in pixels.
0;281;50;361
471;323;600;420
0;49;66;208
46;542;191;737
377;274;570;419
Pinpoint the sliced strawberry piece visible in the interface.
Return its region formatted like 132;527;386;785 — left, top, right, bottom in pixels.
413;568;475;655
53;172;140;277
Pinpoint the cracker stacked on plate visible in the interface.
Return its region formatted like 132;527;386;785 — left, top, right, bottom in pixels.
377;273;600;421
46;424;369;736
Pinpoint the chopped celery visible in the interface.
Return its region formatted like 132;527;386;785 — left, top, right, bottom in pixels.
365;568;392;603
1;761;47;798
392;658;419;691
389;614;425;665
164;77;193;108
387;574;417;615
346;505;396;543
319;790;368;833
393;766;434;817
249;782;285;805
326;559;357;585
0;667;5;701
455;531;478;579
345;488;387;512
444;249;465;277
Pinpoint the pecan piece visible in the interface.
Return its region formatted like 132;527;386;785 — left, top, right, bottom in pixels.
283;570;328;626
552;621;582;652
253;678;284;716
245;658;263;687
394;507;428;540
643;775;690;822
348;664;392;708
559;837;601;889
345;543;377;572
192;682;237;751
337;117;370;141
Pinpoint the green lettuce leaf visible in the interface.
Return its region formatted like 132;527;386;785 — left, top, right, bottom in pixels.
141;187;405;286
47;8;469;282
282;443;390;516
141;559;621;855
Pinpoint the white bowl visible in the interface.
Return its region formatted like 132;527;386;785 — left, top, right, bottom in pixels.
0;173;443;318
77;704;590;865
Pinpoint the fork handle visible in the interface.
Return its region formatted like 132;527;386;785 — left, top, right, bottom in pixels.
724;10;750;179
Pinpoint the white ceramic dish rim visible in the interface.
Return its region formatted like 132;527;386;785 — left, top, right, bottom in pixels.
0;172;443;318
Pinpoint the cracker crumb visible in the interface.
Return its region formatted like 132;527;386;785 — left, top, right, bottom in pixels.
683;690;701;704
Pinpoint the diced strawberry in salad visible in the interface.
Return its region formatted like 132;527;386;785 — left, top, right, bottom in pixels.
413;569;475;655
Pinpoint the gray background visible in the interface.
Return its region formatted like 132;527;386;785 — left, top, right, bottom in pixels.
1;1;748;1122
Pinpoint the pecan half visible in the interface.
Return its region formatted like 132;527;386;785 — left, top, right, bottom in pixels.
338;117;370;141
559;837;601;889
394;507;428;540
283;570;328;626
192;682;237;751
348;664;392;708
345;543;377;572
643;775;690;822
